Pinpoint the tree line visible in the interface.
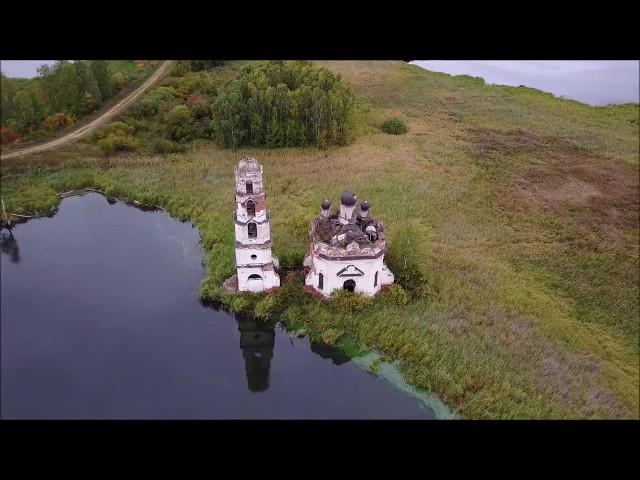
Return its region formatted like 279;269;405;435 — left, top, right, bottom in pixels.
210;61;355;148
1;61;138;144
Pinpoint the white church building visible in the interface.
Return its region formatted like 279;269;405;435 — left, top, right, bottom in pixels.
233;157;280;293
304;192;394;297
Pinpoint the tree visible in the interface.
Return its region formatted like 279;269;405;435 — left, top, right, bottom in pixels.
110;72;127;95
210;61;354;149
90;60;111;100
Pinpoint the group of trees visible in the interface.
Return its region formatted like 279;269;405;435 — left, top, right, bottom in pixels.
1;61;135;143
210;61;355;148
92;60;356;155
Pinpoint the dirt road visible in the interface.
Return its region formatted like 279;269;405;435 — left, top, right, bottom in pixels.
1;61;173;160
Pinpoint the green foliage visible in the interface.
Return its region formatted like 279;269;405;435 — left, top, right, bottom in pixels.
378;284;410;306
98;133;139;155
164;104;192;141
381;117;408;135
254;294;279;319
43;112;75;132
210;61;355;148
90;60;111;100
109;72;127;95
386;225;429;296
0;61;142;138
331;289;372;313
135;87;180;117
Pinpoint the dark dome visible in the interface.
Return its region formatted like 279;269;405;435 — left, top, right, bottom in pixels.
321;198;331;209
340;191;356;206
360;201;370;211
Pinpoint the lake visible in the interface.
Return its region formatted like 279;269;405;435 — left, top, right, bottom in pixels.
0;193;441;419
411;60;639;106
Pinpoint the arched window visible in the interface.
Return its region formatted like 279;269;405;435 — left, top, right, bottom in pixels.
318;273;324;290
246;200;256;217
374;271;378;287
248;274;262;280
246;182;253;194
247;222;257;238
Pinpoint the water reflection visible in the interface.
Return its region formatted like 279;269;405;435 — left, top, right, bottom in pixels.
236;312;275;393
310;342;350;365
0;229;20;264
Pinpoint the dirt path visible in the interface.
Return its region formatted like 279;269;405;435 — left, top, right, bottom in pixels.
1;61;173;160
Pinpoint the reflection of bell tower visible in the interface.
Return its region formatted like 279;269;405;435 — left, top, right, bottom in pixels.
236;312;275;393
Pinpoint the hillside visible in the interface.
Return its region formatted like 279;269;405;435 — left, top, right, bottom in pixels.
1;60;638;419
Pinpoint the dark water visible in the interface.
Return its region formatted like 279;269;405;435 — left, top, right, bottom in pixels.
0;193;433;419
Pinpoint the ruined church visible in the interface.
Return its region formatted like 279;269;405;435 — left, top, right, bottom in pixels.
231;157;393;297
303;192;394;297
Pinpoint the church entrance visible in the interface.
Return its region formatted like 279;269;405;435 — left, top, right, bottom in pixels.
343;279;356;292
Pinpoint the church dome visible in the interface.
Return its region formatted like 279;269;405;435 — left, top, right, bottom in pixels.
340;191;356;206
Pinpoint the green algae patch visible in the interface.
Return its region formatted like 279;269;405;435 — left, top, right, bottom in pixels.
353;351;457;419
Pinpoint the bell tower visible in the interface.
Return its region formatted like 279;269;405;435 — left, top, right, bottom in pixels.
234;157;280;292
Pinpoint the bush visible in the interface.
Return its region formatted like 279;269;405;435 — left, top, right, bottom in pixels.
385;225;429;296
0;126;19;144
43;112;75;132
331;289;371;314
110;72;127;95
98;133;139;155
135;87;180;117
378;284;409;306
186;92;211;119
254;294;279;319
381;117;408;135
95;121;135;139
151;137;184;154
164;104;194;142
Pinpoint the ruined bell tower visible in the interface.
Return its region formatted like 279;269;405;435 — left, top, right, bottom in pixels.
234;157;280;292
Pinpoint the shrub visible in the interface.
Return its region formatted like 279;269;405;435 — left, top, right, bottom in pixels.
254;294;279;319
135;87;180;117
95;121;135;139
110;72;127;95
164;104;194;142
331;289;371;314
0;126;19;144
381;117;408;135
43;112;75;132
385;225;429;296
151;137;184;154
378;284;409;306
98;133;139;155
177;73;214;98
186;92;211;119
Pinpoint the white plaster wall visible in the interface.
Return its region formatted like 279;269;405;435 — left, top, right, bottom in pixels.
235;202;267;223
237;266;280;292
339;204;356;224
235;179;264;195
235;221;271;244
235;248;273;266
305;255;394;297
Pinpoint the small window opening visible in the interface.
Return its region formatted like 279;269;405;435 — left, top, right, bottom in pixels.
246;182;253;194
318;273;324;290
246;200;256;217
248;222;257;238
251;254;257;260
374;271;378;287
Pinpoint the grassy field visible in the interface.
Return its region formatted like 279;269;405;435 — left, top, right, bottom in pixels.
1;61;638;419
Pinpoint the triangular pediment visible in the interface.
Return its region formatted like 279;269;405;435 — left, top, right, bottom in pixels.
336;264;365;277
